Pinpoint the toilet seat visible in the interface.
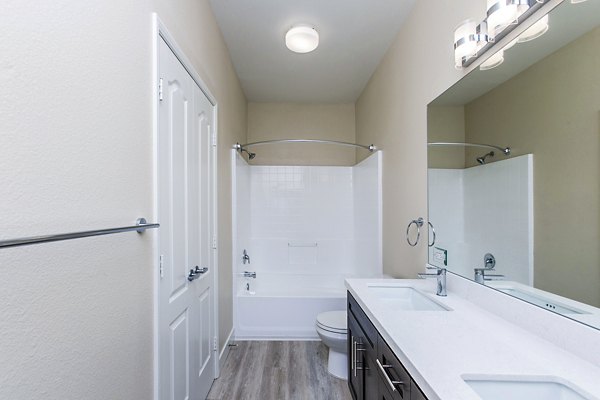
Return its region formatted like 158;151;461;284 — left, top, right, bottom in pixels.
316;311;347;334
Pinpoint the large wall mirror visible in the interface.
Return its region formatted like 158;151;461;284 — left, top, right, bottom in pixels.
427;0;600;330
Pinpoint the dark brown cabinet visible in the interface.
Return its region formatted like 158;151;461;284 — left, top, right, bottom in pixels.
348;292;429;400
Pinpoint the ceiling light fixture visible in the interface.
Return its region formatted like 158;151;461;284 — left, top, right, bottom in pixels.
285;25;319;54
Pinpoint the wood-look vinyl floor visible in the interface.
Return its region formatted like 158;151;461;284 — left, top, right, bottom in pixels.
207;341;352;400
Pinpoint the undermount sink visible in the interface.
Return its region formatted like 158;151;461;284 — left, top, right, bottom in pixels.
463;376;596;400
367;286;450;311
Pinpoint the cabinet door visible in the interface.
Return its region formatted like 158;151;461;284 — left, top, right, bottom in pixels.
376;337;411;400
348;313;364;400
363;352;379;400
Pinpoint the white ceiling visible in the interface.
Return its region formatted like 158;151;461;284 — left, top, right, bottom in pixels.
209;0;416;103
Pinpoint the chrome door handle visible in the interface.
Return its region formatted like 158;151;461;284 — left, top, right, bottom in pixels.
187;268;197;281
195;266;208;274
188;266;208;281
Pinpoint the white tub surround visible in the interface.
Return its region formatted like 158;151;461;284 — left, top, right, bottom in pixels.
428;155;534;284
345;276;600;400
232;152;382;340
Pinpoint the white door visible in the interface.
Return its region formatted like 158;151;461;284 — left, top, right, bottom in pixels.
158;37;215;400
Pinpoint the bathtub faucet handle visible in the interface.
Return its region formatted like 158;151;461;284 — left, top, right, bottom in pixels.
242;249;250;264
243;271;256;279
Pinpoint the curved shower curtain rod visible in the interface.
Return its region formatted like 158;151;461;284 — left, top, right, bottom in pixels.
427;142;511;156
233;139;376;158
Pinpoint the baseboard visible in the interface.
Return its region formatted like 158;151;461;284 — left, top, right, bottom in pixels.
218;328;235;373
234;336;322;341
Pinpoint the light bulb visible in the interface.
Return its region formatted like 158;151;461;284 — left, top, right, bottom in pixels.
517;15;549;43
454;19;479;68
480;50;504;70
487;0;518;37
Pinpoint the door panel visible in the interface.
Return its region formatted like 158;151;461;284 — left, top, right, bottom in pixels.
158;37;215;400
170;310;190;400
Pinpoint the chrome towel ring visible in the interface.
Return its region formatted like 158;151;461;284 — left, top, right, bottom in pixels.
428;221;436;247
406;218;436;247
406;217;424;246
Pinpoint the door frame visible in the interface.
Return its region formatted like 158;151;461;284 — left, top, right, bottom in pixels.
152;14;220;400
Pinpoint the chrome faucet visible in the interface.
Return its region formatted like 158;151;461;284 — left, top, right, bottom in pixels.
418;266;447;296
474;253;496;284
243;271;256;279
242;249;250;264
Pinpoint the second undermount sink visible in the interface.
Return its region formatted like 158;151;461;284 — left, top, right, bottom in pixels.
367;286;450;311
463;376;596;400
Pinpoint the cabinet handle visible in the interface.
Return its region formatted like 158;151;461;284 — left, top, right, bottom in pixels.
352;338;357;377
376;358;403;393
351;335;355;373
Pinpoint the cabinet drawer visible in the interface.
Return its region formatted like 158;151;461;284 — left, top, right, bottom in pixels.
376;336;411;400
348;292;377;352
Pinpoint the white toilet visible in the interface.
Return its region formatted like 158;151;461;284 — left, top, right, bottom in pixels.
316;310;348;380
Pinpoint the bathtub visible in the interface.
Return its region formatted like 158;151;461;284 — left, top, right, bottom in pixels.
234;272;353;340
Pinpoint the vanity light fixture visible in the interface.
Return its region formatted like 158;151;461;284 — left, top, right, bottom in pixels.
480;49;505;70
285;25;319;54
454;19;488;68
486;0;521;37
455;0;554;70
479;37;518;70
517;14;549;42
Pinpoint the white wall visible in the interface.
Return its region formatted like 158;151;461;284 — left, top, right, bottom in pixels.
354;152;384;275
0;1;246;398
427;169;465;269
233;153;382;280
249;165;355;274
428;155;534;284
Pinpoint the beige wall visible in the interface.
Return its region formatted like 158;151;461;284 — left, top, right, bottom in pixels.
427;106;466;169
0;0;245;398
355;1;483;278
246;102;356;165
464;27;600;307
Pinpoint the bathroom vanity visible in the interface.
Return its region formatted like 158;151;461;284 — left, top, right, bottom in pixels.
345;277;600;400
348;292;427;400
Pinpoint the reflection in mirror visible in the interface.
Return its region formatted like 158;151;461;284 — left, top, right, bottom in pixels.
427;0;600;329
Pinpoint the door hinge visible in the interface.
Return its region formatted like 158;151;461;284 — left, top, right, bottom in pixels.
212;235;217;249
159;255;164;278
211;129;217;147
213;336;218;352
158;78;164;102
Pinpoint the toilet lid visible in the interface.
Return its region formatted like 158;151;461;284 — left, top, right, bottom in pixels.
317;311;347;332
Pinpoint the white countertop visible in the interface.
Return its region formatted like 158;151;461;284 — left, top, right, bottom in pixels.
345;278;600;400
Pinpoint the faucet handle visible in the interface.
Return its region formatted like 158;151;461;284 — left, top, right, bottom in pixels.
483;253;496;270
